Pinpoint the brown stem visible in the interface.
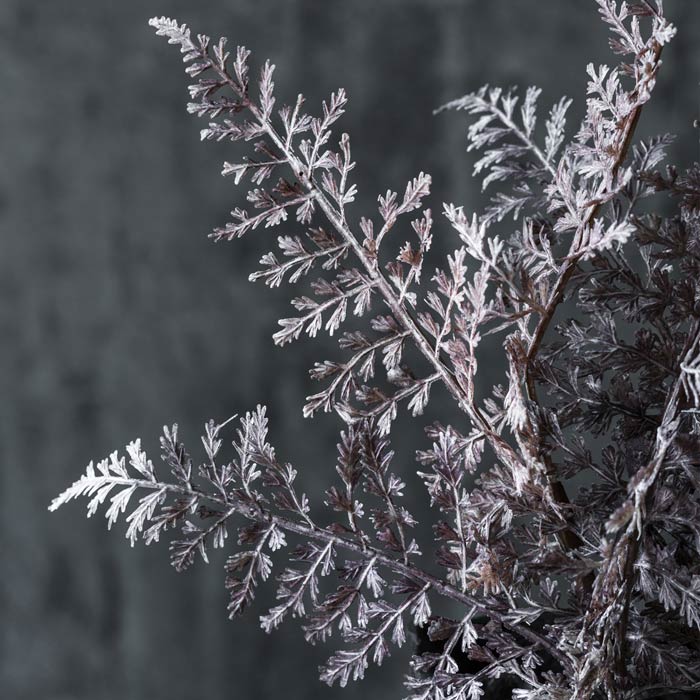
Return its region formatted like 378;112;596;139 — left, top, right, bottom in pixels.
522;41;665;565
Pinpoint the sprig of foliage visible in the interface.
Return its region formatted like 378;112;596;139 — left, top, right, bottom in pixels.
51;3;700;698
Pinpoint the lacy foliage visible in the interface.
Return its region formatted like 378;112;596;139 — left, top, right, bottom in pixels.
51;3;700;698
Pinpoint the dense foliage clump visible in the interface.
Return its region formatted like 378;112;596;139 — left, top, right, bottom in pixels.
51;2;700;697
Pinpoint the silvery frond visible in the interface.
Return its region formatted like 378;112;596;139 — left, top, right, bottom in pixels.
437;85;575;224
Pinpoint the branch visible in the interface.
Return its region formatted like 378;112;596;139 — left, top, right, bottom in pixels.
522;40;667;557
575;321;700;698
198;46;534;484
51;452;572;672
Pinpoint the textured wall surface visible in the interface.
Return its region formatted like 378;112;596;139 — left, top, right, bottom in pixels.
2;1;699;699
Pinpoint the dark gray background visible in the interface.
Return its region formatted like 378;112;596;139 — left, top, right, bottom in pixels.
2;2;699;699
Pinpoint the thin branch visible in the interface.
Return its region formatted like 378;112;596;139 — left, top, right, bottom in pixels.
522;40;667;559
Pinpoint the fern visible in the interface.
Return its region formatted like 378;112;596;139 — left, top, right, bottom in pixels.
50;4;700;698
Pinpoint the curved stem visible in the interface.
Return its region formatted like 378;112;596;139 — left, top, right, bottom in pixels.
522;41;666;561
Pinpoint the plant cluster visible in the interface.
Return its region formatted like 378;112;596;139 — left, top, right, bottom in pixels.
51;2;700;697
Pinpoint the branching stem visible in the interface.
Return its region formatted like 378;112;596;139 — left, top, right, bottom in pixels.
522;41;666;563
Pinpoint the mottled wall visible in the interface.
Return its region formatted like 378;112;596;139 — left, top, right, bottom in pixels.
2;1;699;699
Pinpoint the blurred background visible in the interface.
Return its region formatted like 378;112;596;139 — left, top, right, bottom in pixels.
1;1;699;698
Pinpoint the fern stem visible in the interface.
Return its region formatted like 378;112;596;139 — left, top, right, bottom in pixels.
523;40;666;562
270;510;574;672
573;321;700;697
